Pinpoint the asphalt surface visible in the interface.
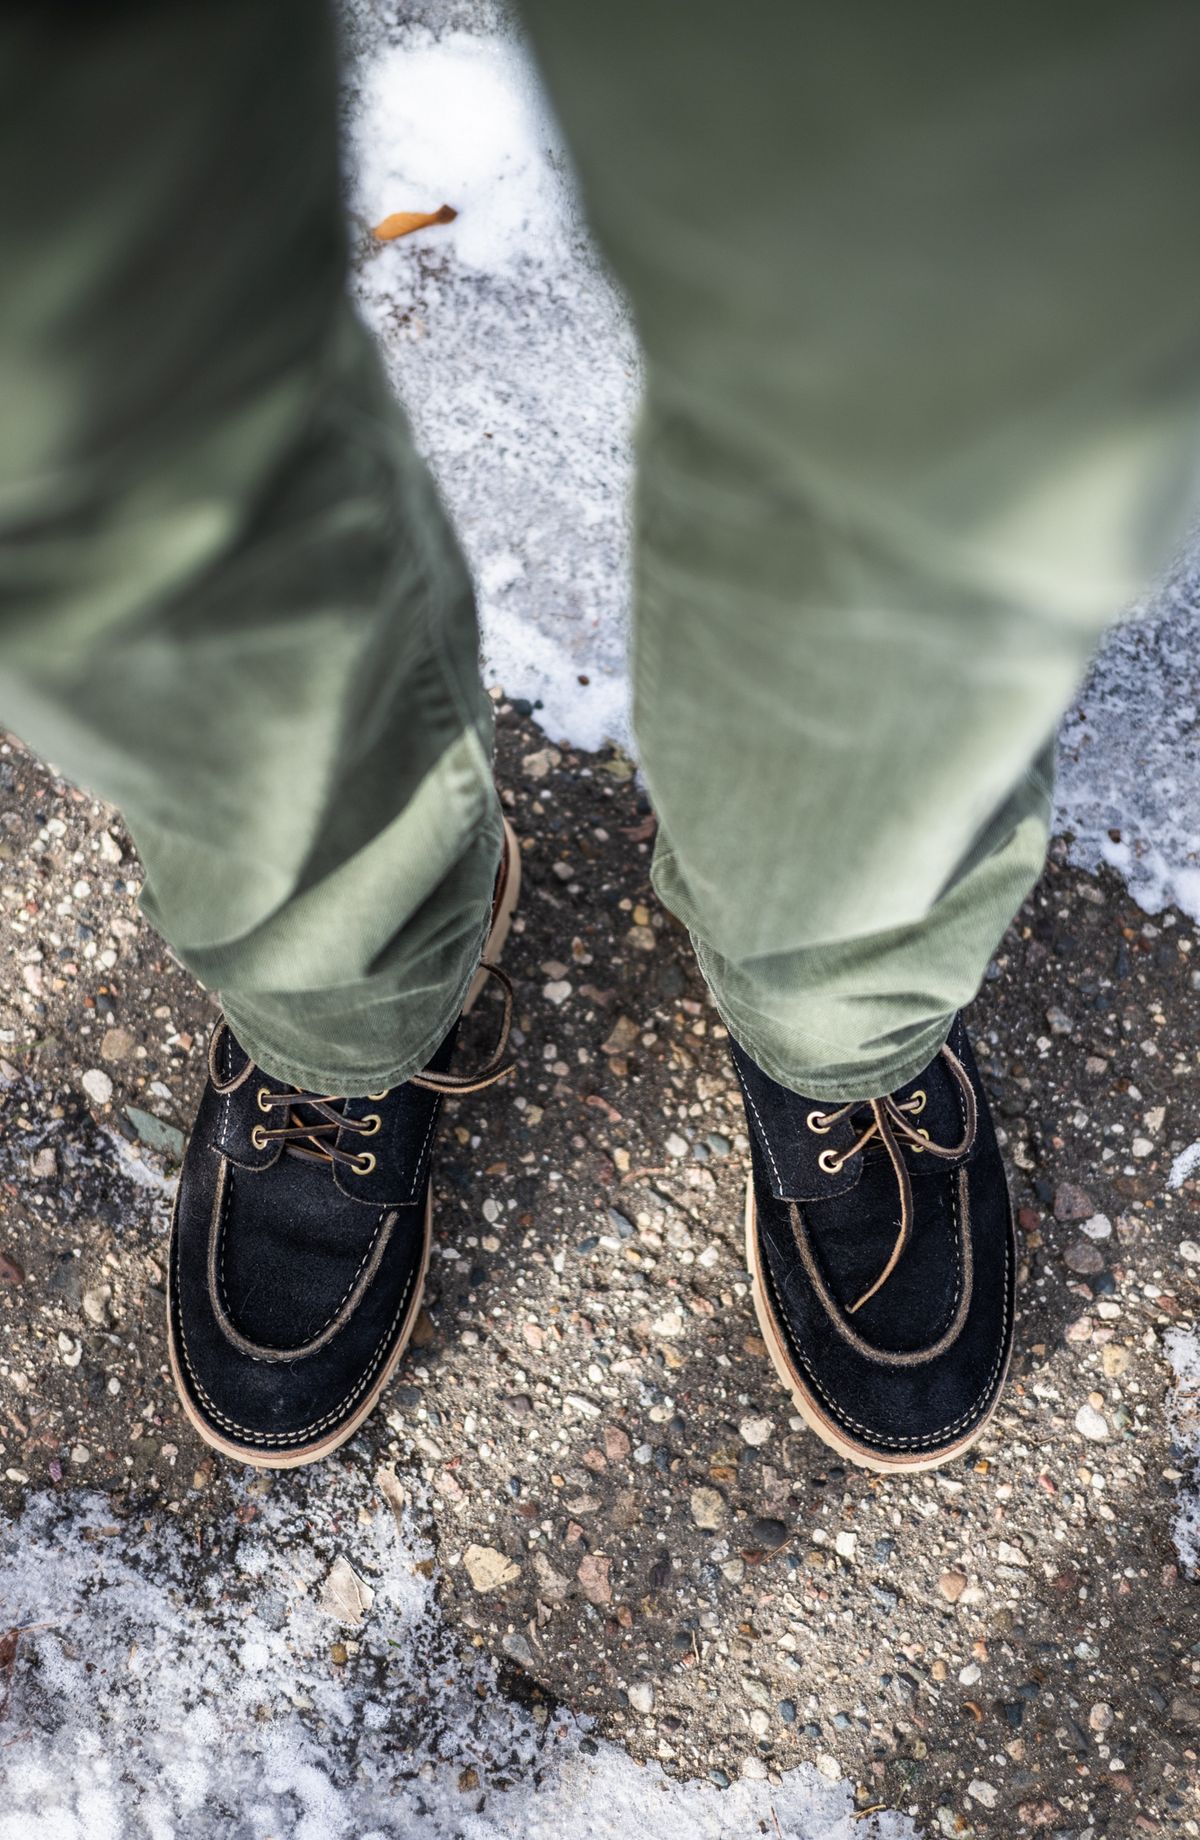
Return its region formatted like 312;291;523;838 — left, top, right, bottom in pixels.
1;705;1198;1836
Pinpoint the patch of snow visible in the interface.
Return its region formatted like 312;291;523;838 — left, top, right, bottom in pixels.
100;1126;179;1197
1165;1330;1200;1576
0;1475;913;1840
346;9;636;753
1056;567;1200;923
1168;1140;1200;1191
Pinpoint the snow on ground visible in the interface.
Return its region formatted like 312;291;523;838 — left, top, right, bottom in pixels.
1057;567;1200;921
1166;1331;1200;1578
346;5;636;754
0;1468;909;1840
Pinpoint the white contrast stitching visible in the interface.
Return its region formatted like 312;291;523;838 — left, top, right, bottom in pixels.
176;1252;422;1447
735;1071;785;1191
407;1102;440;1204
946;1162;963;1323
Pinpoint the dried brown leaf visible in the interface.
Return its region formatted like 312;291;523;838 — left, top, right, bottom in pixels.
372;204;457;242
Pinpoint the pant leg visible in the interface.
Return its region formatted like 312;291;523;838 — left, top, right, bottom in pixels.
517;0;1200;1099
0;3;500;1095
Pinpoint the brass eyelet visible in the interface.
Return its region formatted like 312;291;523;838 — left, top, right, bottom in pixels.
907;1088;927;1115
806;1109;832;1135
250;1125;269;1150
353;1152;377;1177
359;1113;382;1137
366;1090;388;1101
256;1086;272;1113
911;1127;931;1155
817;1148;843;1175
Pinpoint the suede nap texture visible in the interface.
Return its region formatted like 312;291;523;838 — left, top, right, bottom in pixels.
168;1021;455;1456
733;1016;1015;1461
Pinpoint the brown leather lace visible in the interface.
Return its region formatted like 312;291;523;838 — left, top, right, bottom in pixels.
805;1043;977;1314
222;962;516;1178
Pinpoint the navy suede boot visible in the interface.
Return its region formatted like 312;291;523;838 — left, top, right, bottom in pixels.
734;1015;1015;1473
167;825;519;1468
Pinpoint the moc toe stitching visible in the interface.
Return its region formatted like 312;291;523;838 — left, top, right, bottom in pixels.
784;1170;969;1363
758;1207;1013;1452
171;1229;422;1449
213;1158;398;1356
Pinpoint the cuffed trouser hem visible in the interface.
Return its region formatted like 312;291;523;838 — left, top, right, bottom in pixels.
218;888;495;1098
692;934;957;1104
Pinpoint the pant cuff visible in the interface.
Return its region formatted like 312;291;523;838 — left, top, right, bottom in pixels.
219;902;494;1097
690;935;956;1104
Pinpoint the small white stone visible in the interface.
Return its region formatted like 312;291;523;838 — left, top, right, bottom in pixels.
815;1754;841;1782
690;1487;726;1531
958;1663;981;1686
1075;1403;1109;1442
627;1681;655;1715
997;1540;1029;1568
82;1284;113;1327
81;1068;113;1107
739;1415;773;1448
1131;1136;1154;1158
1179;1240;1200;1265
665;1132;689;1159
543;980;572;1007
1080;1213;1112;1240
834;1531;857;1561
968;1781;998;1809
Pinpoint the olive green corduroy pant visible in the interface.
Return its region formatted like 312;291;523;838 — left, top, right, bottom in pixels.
2;4;1199;1102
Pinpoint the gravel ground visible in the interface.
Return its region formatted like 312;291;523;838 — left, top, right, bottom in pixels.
1;705;1198;1836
